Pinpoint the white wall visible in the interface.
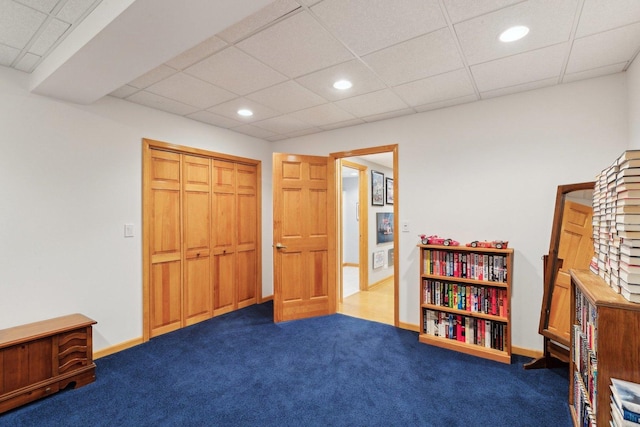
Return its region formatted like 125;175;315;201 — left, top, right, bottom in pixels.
0;67;274;352
273;73;629;351
0;63;630;354
628;60;640;149
342;176;359;264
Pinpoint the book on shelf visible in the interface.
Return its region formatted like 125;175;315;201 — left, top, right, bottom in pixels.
611;402;640;427
618;190;640;200
618;168;640;179
617;150;640;164
618;223;640;232
618;230;640;240
617;176;640;185
617;214;640;224
618;198;640;207
620;269;640;285
619;159;640;170
618;183;640;192
620;278;640;294
611;378;640;423
620;261;640;274
620;287;640;303
621;254;640;266
621;245;640;256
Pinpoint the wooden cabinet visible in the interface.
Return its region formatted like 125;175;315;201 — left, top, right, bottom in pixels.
569;269;640;426
143;139;261;339
0;314;96;413
418;244;513;364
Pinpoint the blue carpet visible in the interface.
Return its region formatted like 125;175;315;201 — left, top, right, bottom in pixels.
0;302;571;426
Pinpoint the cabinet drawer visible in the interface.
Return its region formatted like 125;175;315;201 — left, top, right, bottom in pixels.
57;329;90;374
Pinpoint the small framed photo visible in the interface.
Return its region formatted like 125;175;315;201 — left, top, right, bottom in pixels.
371;170;384;206
385;177;393;205
373;250;385;269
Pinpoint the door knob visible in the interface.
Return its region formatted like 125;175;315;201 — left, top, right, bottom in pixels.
275;243;287;249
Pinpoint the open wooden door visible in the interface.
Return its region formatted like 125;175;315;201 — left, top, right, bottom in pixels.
273;153;336;322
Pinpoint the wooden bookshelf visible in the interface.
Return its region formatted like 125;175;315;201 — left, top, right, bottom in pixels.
418;244;513;364
569;269;640;426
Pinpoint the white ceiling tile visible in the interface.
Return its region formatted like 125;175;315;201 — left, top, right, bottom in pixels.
237;10;354;78
56;0;96;24
311;0;446;55
15;0;58;13
414;94;478;113
29;18;69;55
576;0;640;38
442;0;525;24
128;64;177;89
218;0;301;43
334;89;409;118
479;77;557;99
566;23;640;73
290;103;355;126
0;43;20;66
455;0;578;65
145;72;236;109
563;62;626;83
109;84;138;98
186;110;244;129
295;59;386;101
207;97;280;122
265;134;288;142
164;36;227;70
296;0;321;5
126;91;200;116
363;28;463;86
319;117;365;131
253;115;314;134
283;127;324;138
393;69;475;107
14;51;39;71
471;43;567;92
184;46;287;96
0;0;47;48
246;80;327;114
230;124;278;139
362;108;414;123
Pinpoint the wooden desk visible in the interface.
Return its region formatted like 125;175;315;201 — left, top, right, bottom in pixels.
0;313;97;413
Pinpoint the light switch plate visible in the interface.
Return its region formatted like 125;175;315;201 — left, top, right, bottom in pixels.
124;224;134;237
402;221;410;232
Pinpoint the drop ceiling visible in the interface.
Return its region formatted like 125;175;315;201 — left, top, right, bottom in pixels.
2;0;640;142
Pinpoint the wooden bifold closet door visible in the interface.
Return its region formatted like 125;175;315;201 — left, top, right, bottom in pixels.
143;140;260;340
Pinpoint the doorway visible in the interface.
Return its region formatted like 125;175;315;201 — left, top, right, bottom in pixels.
332;146;398;327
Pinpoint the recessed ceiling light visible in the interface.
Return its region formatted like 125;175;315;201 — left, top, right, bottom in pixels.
499;25;529;42
237;109;253;117
333;79;352;90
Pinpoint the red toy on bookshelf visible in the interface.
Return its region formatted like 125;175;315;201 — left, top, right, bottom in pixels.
419;235;459;246
466;240;509;249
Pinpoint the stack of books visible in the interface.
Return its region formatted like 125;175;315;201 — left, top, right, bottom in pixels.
610;377;640;426
593;150;640;303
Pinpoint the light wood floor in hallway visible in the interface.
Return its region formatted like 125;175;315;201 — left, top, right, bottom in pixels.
338;274;394;326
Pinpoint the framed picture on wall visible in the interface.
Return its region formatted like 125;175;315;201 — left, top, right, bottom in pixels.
373;250;385;269
385;178;393;205
371;170;384;206
376;212;394;244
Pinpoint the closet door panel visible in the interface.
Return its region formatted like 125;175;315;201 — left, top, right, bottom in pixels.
149;150;182;337
183;155;211;325
236;248;256;308
150;260;182;336
213;253;235;315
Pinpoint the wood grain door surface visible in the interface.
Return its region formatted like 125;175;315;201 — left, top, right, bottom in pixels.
273;153;335;322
